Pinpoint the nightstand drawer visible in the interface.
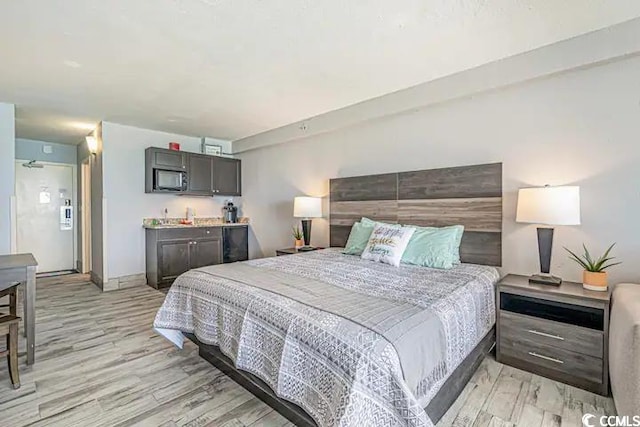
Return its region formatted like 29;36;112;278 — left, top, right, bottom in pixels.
500;311;603;358
500;335;603;384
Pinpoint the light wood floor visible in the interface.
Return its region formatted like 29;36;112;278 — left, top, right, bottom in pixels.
0;274;615;427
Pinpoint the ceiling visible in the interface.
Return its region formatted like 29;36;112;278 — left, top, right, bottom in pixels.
1;1;640;145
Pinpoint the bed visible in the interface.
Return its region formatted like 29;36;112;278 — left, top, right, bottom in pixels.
154;162;503;427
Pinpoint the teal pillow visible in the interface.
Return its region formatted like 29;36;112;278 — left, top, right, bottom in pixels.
401;225;464;269
450;225;464;264
342;222;375;255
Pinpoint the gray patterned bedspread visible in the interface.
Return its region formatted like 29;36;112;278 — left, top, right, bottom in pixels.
154;249;499;427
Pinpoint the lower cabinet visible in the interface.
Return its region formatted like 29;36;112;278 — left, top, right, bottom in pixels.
158;240;192;283
146;225;247;288
190;238;223;269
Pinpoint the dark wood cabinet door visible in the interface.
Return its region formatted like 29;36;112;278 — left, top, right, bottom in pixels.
150;148;186;170
213;157;241;196
223;227;248;263
158;241;191;282
187;154;214;195
189;238;223;269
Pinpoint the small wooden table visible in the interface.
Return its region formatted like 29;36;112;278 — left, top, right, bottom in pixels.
496;274;610;395
0;254;37;365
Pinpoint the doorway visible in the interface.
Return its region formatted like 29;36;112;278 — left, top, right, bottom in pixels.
15;160;76;273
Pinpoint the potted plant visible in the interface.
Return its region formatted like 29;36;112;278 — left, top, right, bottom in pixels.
564;243;621;291
292;225;304;248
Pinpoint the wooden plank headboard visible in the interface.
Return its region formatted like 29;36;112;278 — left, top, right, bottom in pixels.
329;162;502;266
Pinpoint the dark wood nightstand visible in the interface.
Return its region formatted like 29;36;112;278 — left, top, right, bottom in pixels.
496;274;610;395
275;247;324;256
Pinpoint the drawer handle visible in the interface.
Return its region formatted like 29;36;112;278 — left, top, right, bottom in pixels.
528;351;564;364
527;329;565;341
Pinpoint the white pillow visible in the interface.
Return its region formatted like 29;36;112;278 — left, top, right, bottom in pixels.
361;223;416;267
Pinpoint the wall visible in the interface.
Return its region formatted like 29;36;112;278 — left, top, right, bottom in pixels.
15;138;77;164
89;123;105;287
77;132;91;273
101;122;234;280
0;103;15;254
238;55;640;284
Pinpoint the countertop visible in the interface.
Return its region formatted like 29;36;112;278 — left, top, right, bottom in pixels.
143;223;248;229
143;216;249;229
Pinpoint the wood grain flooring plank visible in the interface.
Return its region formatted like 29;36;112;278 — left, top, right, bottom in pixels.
452;383;495;427
248;409;292;427
436;378;477;426
526;376;565;416
516;404;545;427
176;376;255;426
29;399;103;427
482;375;524;420
205;397;274;427
560;398;583;427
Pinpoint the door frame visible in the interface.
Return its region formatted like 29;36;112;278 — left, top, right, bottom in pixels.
80;158;92;273
14;160;78;272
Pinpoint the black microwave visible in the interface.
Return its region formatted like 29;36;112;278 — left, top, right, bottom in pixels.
154;169;188;192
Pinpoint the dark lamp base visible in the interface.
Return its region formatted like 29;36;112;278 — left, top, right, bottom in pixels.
529;274;563;286
297;246;316;252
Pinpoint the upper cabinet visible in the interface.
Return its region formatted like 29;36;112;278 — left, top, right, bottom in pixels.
187;154;214;195
145;147;241;196
213;157;241;196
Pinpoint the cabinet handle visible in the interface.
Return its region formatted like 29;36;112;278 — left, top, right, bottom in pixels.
528;351;564;364
527;330;564;341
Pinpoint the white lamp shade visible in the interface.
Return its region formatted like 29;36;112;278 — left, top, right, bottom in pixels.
293;196;322;218
516;186;581;226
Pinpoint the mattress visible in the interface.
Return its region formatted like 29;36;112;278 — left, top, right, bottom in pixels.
154;248;499;427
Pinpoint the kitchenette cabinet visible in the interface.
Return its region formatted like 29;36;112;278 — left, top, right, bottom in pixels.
145;225;247;288
145;147;241;196
187;154;214;195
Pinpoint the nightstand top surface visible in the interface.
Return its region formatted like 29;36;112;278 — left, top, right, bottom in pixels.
276;247;324;255
499;274;610;303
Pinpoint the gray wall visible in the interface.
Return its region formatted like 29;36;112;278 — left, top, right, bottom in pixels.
15;138;77;164
0;103;15;254
238;54;640;285
89;123;105;286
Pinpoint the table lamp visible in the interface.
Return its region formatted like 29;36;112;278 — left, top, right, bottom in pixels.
293;196;322;249
516;185;581;285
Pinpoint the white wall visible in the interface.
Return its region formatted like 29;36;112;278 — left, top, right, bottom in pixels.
101;122;235;279
238;55;640;285
16;138;77;164
0;103;15;254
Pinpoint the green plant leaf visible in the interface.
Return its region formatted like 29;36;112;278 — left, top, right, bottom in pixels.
564;246;590;270
600;261;622;271
593;257;615;271
588;243;617;271
582;244;595;269
567;243;620;272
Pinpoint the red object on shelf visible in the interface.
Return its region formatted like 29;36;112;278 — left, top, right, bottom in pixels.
169;142;181;151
